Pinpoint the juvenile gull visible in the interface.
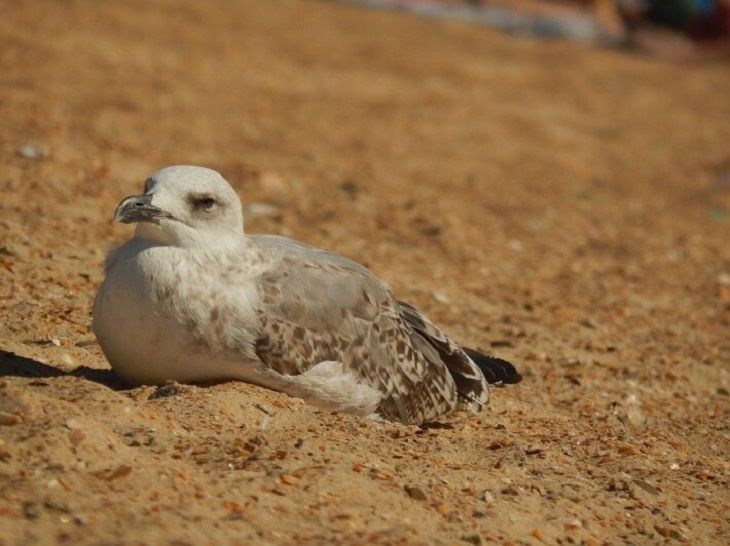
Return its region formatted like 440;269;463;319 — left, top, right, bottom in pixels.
93;166;520;424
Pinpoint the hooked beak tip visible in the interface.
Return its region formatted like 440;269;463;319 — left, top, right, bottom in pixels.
113;194;164;224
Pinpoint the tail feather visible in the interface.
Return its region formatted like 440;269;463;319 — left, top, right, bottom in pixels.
462;348;522;385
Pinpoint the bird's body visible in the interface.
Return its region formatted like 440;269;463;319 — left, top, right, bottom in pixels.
93;166;520;424
94;236;261;386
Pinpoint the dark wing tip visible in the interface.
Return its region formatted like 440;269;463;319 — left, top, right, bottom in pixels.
462;347;522;385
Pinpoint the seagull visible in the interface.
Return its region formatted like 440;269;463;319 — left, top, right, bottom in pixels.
93;165;520;424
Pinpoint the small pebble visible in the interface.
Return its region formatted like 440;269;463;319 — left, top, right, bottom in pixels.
0;412;23;426
245;202;281;219
617;444;638;456
258;172;290;203
149;382;185;399
633;479;659;496
18;145;45;159
68;429;85;446
404;485;427;501
106;465;133;481
579;317;597;328
524;444;545;455
280;474;299;485
434;502;455;516
501;485;519;496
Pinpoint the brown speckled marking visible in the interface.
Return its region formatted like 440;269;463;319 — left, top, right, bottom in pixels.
246;237;488;424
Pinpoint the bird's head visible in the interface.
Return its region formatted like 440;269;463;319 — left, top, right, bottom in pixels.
114;165;244;247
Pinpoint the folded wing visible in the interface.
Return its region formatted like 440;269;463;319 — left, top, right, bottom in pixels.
249;235;487;424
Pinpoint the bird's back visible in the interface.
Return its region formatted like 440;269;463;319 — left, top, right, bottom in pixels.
247;235;489;423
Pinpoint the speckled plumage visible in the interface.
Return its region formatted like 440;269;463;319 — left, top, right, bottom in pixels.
249;236;489;423
93;165;499;425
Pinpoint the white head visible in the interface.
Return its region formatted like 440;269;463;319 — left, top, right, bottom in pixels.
114;165;244;247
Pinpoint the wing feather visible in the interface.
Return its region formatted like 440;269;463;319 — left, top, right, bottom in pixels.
397;301;490;410
248;236;464;424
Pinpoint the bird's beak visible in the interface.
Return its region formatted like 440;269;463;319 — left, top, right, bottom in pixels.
113;194;167;224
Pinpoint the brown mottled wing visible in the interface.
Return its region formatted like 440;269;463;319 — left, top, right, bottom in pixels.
249;235;461;424
396;301;489;411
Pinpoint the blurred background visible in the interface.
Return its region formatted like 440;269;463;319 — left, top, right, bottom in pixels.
344;0;730;53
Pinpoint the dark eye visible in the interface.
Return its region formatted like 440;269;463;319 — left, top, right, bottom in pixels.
192;196;216;211
143;178;154;193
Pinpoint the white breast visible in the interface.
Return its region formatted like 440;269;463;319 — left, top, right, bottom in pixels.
92;239;261;385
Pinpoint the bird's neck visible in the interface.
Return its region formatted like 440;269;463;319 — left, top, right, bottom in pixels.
134;223;245;252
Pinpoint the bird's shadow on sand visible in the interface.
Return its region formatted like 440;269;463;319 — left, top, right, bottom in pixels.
0;349;127;390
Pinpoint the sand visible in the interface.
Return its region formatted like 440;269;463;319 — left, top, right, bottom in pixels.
0;1;729;544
